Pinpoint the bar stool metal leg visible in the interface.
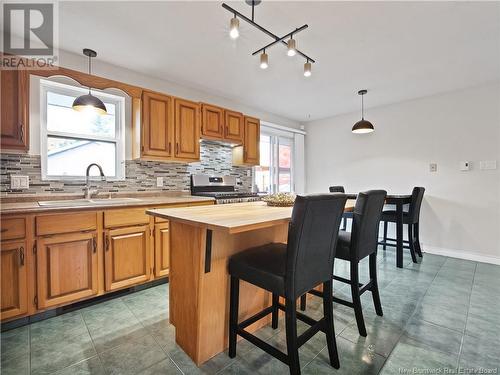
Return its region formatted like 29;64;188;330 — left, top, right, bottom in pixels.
272;293;279;329
369;253;383;316
229;276;240;358
285;298;300;374
299;294;306;311
350;261;367;337
322;280;340;369
382;221;387;250
414;223;423;257
407;224;418;263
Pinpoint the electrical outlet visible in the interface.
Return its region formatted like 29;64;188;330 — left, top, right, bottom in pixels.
10;175;29;189
459;161;471;171
156;177;164;187
429;163;437;173
246;170;251;177
480;160;497;170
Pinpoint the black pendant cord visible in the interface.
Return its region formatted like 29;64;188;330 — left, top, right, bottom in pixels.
361;94;364;120
87;55;92;94
252;0;255;21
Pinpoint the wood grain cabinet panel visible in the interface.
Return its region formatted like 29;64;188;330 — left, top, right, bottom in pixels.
200;103;224;140
224;110;244;144
174;98;200;161
154;222;170;278
1;217;26;240
232;116;260;166
0;69;29;151
1;240;28;320
105;225;151;291
36;212;97;236
142;91;174;158
36;232;98;309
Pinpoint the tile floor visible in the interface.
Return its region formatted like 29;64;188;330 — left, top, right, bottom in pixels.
1;247;499;374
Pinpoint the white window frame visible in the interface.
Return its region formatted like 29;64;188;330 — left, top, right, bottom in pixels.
40;79;126;180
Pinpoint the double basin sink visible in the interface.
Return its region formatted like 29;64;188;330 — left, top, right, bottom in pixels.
38;197;141;207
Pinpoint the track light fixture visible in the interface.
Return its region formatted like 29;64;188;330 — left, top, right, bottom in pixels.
222;1;315;76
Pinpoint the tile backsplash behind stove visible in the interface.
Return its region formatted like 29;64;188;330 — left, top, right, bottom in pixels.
1;142;253;196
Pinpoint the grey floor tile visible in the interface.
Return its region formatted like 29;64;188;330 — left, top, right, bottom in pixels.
380;336;458;374
459;334;500;371
411;303;468;333
303;336;386;375
404;317;463;355
88;317;151;353
30;311;88;350
0;352;30;375
99;334;167;375
0;325;29;364
138;358;182;374
30;331;96;375
465;312;500;343
53;355;105;375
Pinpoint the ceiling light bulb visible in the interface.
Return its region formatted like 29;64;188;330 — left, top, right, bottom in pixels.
304;61;312;77
229;17;239;39
260;52;268;69
287;38;297;57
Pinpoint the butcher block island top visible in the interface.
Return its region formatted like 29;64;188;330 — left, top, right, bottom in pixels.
145;199;355;366
146;199;355;233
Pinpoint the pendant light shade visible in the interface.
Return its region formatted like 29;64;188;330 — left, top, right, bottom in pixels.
352;89;374;134
229;16;239;39
72;49;107;116
287;38;296;57
260;51;268;69
303;61;312;77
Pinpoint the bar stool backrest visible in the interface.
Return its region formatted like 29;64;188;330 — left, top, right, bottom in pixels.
350;190;387;261
329;186;345;193
285;194;347;299
408;187;425;224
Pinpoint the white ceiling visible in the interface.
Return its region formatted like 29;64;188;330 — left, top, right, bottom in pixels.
58;1;500;122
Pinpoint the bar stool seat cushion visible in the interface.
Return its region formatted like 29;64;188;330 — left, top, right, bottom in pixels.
380;210;411;224
228;243;287;296
336;230;351;261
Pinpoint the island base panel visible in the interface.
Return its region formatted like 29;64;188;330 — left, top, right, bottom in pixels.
169;221;288;365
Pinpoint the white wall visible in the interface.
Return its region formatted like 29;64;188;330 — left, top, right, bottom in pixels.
305;83;500;264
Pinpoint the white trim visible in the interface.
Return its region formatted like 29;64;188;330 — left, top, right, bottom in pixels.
423;244;500;265
261;121;306;135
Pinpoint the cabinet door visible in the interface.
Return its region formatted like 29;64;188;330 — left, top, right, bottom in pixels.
0;69;29;151
36;232;98;309
105;225;151;291
154;222;170;278
224;110;244;144
244;116;260;165
200;103;224;140
142;91;174;158
1;241;28;320
174;98;200;161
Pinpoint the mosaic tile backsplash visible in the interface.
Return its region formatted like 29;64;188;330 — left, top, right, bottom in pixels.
0;142;253;196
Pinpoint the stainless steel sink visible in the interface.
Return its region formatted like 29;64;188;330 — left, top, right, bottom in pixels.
38;197;141;207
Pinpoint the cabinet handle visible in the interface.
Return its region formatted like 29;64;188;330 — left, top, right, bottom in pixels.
1;228;7;233
168;142;172;154
225;127;228;137
19;125;24;143
175;143;179;154
92;237;97;253
19;246;25;266
105;236;110;251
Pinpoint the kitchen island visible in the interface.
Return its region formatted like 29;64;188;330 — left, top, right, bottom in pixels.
146;200;355;365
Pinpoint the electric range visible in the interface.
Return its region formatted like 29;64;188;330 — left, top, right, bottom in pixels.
190;174;260;204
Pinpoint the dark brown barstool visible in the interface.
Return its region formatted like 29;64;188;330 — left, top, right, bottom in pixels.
329;186;352;231
301;190;387;337
379;187;425;262
228;194;347;374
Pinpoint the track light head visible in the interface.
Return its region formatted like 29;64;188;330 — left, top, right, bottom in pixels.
229;16;239;39
287;38;296;57
303;61;311;77
260;51;268;69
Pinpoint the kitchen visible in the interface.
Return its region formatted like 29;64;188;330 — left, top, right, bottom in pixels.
1;1;499;374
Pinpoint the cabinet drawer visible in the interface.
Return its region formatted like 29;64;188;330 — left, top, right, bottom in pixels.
104;208;150;228
1;217;26;240
36;212;97;236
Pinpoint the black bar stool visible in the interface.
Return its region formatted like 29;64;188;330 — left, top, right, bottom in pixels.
379;187;425;262
301;190;387;337
228;194;347;375
329;186;352;231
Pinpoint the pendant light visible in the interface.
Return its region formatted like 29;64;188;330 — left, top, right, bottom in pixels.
287;38;296;57
260;50;268;69
352;89;374;134
303;60;312;77
72;49;107;115
229;16;239;39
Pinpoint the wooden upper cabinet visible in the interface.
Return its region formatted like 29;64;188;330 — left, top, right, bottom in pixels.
1;240;28;320
105;225;151;291
142;91;174;158
224;110;244;144
174;98;200;161
244;116;260;165
154;222;170;278
200;103;224;140
36;232;98;309
0;69;29;151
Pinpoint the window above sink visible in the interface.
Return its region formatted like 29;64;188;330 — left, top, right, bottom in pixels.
39;79;126;181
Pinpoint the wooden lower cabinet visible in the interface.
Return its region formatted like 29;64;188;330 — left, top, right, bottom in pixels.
1;240;28;320
154;222;170;277
36;232;98;309
105;225;151;291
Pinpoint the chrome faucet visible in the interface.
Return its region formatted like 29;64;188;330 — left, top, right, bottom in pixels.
84;163;105;199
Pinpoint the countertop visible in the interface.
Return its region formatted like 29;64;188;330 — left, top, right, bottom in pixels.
0;192;215;215
147;200;356;234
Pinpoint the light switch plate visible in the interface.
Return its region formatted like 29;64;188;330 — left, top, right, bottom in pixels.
10;175;29;189
429;163;437;172
156;177;164;187
459;161;471;171
480;160;497;170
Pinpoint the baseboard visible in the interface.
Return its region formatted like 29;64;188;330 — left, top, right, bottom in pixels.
423;244;500;265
